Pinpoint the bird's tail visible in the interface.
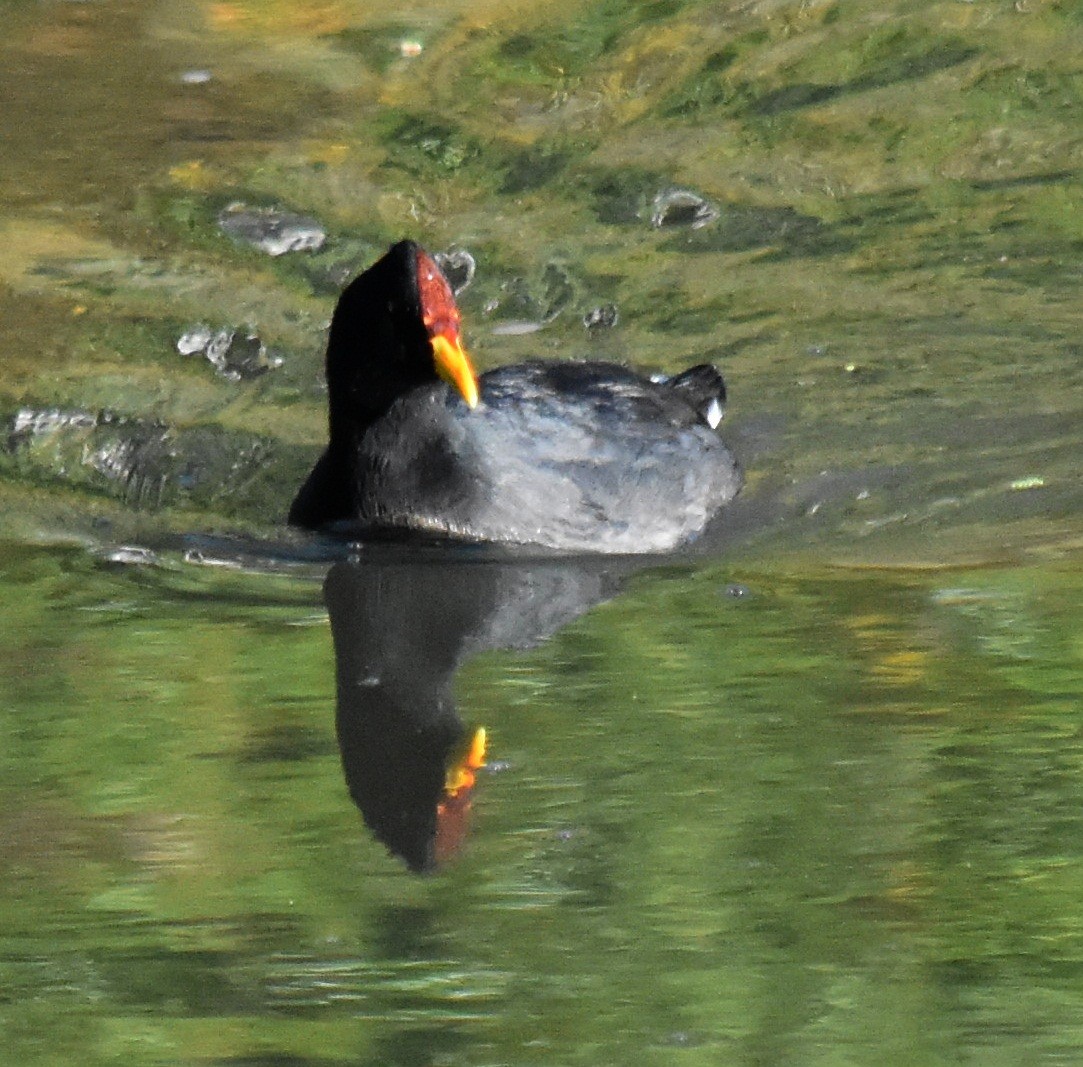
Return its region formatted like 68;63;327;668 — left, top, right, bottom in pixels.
666;364;727;429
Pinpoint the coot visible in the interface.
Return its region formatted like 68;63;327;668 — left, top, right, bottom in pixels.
289;240;741;553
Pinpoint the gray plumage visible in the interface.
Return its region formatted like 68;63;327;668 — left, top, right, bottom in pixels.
350;360;741;554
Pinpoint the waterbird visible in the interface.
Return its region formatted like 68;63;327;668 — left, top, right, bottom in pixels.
289;240;741;553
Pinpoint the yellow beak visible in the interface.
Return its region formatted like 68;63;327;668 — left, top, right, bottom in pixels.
430;334;479;409
445;726;488;795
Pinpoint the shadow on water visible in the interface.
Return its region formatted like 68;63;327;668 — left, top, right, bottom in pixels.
312;426;906;873
136;419;921;875
323;554;643;872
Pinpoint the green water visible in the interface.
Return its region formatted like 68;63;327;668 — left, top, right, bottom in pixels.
1;0;1082;1064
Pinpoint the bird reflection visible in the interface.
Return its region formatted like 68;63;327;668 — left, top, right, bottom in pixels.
324;552;635;872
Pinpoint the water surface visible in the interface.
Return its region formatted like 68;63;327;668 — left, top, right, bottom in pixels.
1;1;1081;1064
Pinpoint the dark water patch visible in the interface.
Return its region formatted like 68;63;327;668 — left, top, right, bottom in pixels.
905;227;1083;284
750;33;978;115
658;205;853;259
970;169;1080;193
664;29;977;121
375;111;483;178
659;37;757;118
836;187;936;229
481;0;687;86
747;82;842;115
586;165;668;224
240;723;337;764
645;293;739;336
163;67;340;150
966;64;1083;113
980;245;1083;288
500;144;572;194
91;948;250;1014
364;1026;476;1067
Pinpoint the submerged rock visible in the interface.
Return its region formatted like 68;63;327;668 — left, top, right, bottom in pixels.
650;188;719;229
433;248;476;294
83;421;179;508
176;325;214;356
583;304;619;331
204;330;281;380
177;327;282;380
10;407;97;448
217;204;326;256
485;261;576;333
96;545;161;566
7;405;280;513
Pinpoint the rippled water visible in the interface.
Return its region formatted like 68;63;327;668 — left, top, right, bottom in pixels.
1;1;1081;1064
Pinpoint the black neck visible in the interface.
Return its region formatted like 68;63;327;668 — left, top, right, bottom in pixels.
324;240;434;452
